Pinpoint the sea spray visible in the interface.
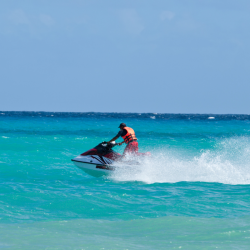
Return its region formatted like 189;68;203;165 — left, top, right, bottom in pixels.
111;137;250;184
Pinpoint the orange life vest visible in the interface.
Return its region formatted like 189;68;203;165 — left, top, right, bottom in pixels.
122;127;137;144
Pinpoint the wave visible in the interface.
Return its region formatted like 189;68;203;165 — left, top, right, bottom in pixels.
2;217;250;249
110;137;250;185
1;111;250;120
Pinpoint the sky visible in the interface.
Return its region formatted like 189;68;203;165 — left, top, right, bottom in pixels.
1;0;250;114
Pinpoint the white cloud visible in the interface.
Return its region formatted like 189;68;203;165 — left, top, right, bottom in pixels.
160;11;175;21
39;14;55;26
119;9;144;35
9;9;29;25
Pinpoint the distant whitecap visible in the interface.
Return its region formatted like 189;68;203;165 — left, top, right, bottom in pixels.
150;116;156;119
208;117;215;119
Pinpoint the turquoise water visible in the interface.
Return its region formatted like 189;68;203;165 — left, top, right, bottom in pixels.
1;112;250;249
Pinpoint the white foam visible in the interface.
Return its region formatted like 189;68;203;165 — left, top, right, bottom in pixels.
2;136;9;139
150;116;156;119
208;117;215;119
110;137;250;185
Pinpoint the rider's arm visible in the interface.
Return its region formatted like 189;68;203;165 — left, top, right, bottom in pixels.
118;141;125;146
108;129;125;144
108;136;119;143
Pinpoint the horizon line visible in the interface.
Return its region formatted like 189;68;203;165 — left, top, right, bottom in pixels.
1;111;250;116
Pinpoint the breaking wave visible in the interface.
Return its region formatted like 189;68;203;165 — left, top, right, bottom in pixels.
110;137;250;185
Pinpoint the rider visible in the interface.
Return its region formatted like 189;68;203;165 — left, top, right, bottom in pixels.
108;123;138;155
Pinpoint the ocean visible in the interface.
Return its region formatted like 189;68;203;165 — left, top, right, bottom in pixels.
1;111;250;249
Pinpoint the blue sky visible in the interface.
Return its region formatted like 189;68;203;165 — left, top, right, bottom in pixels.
1;0;250;114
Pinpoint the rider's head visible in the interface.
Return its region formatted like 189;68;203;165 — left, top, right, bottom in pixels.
118;123;126;130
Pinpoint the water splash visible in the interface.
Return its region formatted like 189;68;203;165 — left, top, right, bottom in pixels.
110;137;250;185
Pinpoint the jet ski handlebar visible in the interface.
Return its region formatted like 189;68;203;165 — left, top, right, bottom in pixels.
101;141;118;148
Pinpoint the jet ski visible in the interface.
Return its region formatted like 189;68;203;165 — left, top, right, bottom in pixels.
71;141;150;177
